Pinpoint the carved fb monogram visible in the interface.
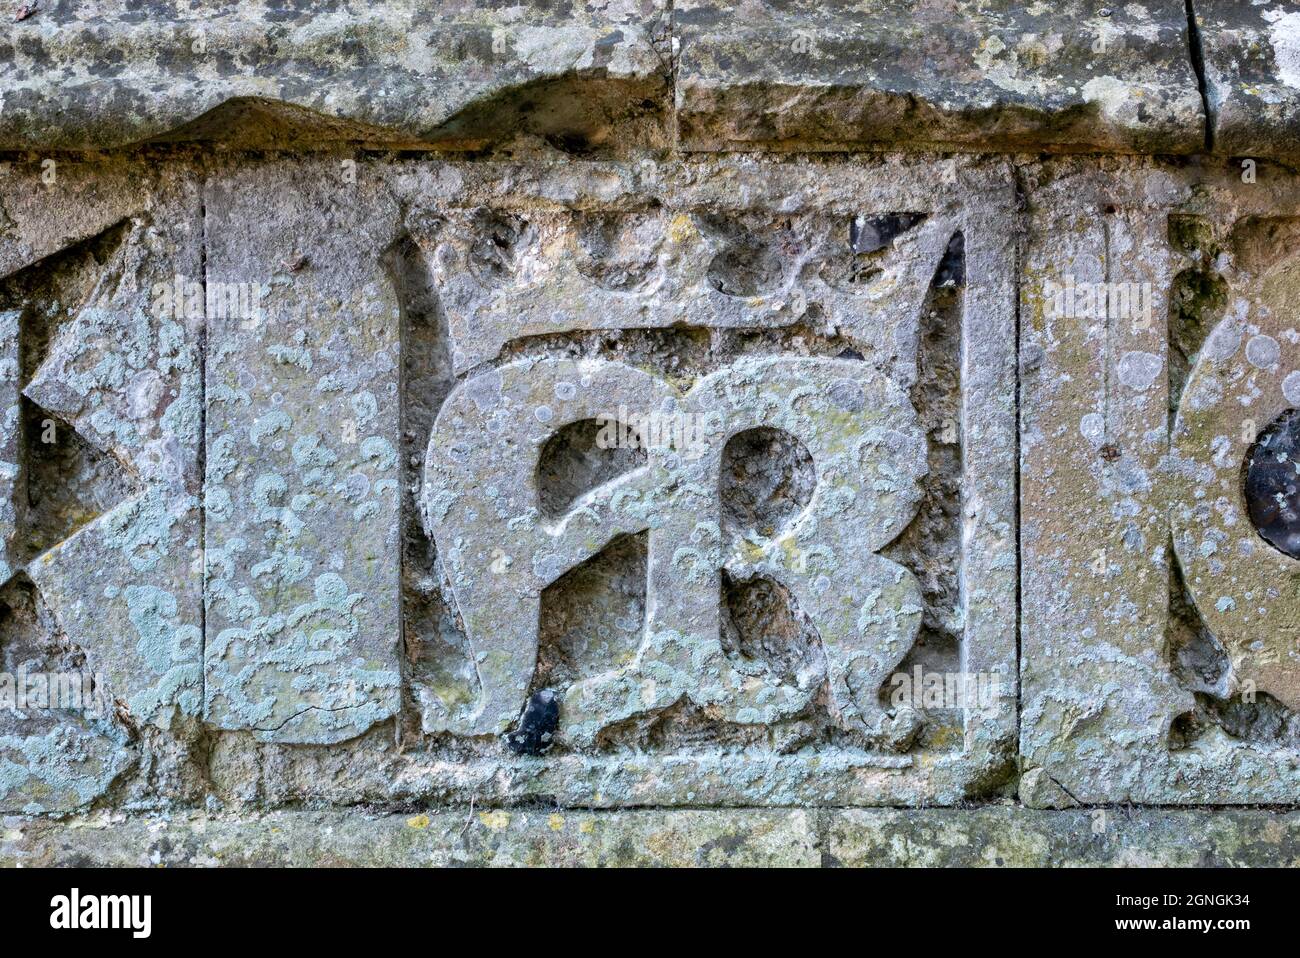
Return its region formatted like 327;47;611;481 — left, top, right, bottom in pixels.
422;356;927;745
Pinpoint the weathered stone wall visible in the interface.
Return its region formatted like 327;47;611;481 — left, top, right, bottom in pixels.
3;0;1300;866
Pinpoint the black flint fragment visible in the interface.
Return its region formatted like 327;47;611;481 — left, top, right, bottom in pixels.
849;212;926;254
505;690;559;755
1246;409;1300;559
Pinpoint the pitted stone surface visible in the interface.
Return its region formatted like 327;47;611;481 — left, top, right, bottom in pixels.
1198;0;1300;160
395;154;1017;805
430;199;958;374
1170;289;1300;713
676;0;1204;153
0;310;18;587
9;1;1300;851
202;160;403;743
1021;158;1300;806
424;355;928;745
7;807;1300;867
0;153;1022;811
15;0;1300;164
0;0;671;152
14;152;1300;827
0;161;204;812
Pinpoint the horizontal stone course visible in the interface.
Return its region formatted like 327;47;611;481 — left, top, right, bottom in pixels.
1197;0;1300;159
676;0;1205;154
0;0;671;150
5;807;1299;866
1;1;1298;162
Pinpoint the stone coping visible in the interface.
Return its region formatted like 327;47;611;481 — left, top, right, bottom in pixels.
0;1;1296;161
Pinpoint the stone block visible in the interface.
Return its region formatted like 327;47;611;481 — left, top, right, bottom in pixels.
0;0;670;151
677;0;1205;154
202;159;404;743
250;154;1017;806
0;159;203;811
7;806;1300;866
1020;157;1300;805
1197;0;1300;159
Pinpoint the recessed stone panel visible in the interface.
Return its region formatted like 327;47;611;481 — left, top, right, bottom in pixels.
376;154;1019;806
1021;158;1300;806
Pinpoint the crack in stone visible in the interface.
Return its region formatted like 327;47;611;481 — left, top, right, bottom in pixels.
1185;0;1215;153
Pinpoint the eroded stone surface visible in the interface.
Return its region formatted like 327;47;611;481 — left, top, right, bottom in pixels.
1021;158;1300;806
1198;0;1300;161
0;0;671;152
430;197;958;374
677;0;1204;154
1170;279;1300;713
0;153;1022;810
202;160;403;743
397;155;1018;804
17;148;1300;828
425;356;928;745
9;1;1300;870
25;1;1300;164
6;806;1300;867
0;161;205;813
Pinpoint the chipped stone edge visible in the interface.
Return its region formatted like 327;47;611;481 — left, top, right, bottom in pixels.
0;3;1296;163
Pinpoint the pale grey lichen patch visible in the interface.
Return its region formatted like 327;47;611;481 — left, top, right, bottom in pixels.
202;161;404;744
0;726;134;815
1117;350;1163;391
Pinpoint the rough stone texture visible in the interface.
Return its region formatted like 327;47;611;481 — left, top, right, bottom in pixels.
203;159;403;743
4;807;1300;866
0;159;202;814
6;1;1300;163
1020;157;1300;806
677;0;1205;154
826;808;1300;867
0;0;671;152
0;151;1019;815
4;1;1300;867
3;808;821;867
1198;0;1300;160
430;354;933;744
421;154;1017;805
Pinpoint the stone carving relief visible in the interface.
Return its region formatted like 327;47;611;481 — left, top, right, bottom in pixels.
0;169;204;812
0;156;1017;810
1167;212;1300;744
1021;162;1300;806
423;355;927;747
396;159;1018;807
1170;286;1300;712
